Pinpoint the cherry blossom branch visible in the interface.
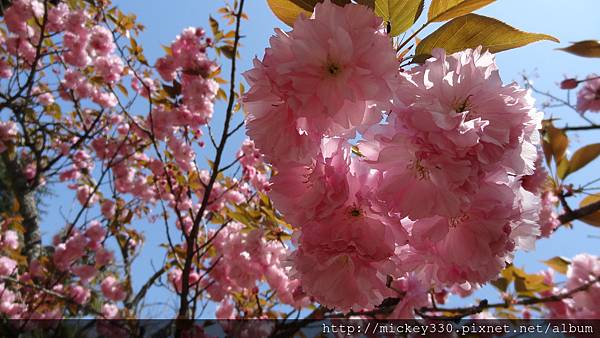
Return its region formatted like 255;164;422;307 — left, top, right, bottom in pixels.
176;0;245;323
524;77;598;126
416;275;600;320
0;275;103;318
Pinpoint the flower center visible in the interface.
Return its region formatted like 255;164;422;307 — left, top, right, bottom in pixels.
407;159;430;181
454;95;475;116
347;204;362;218
326;61;342;77
449;214;470;228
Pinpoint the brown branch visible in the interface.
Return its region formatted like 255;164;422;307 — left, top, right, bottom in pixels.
562;125;600;132
128;266;167;311
559;199;600;224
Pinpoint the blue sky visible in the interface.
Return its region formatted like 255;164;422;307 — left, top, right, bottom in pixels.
38;0;600;317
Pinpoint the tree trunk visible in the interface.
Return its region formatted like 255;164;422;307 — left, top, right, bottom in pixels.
1;153;42;261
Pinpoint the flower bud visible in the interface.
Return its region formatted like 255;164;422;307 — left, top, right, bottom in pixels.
560;78;578;90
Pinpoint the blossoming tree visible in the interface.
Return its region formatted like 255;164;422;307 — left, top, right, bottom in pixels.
0;0;599;336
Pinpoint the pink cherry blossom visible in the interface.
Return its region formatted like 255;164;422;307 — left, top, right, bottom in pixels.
268;138;351;226
388;274;430;318
101;303;119;319
85;221;107;245
361;48;541;219
0;121;18;153
565;253;600;318
95;248;114;267
522;151;548;194
100;276;126;302
0;257;17;276
68;285;91;305
47;3;69;32
72;264;97;284
576;75;600;113
539;191;560;238
0;59;13;78
0;283;25;316
88;25;115;56
396;174;539;287
1;230;19;250
76;184;99;206
53;232;88;270
215;297;237;319
288;156;407;312
243;0;398;165
94;55;124;84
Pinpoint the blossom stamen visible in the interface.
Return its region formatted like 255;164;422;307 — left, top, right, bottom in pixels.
326;61;342;77
407;159;430;181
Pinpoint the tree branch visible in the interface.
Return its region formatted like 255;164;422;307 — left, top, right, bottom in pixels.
559;199;600;224
562;125;600;132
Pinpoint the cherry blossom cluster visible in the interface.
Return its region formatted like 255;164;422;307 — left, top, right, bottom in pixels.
164;139;306;317
153;27;219;135
0;218;122;319
169;222;310;319
244;0;543;313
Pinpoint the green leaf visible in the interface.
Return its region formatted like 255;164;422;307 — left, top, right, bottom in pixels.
558;40;600;58
542;256;571;274
565;143;600;177
579;194;600;227
428;0;495;22
375;0;424;36
415;14;559;60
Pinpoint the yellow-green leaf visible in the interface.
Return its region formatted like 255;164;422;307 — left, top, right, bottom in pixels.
579;194;600;227
490;277;509;292
415;14;559;60
375;0;424;36
219;45;236;59
542;256;571;274
428;0;495;22
209;16;220;37
558;40;600;58
566;143;600;177
266;0;312;26
557;158;569;180
266;0;351;26
355;0;375;8
543;123;569;164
